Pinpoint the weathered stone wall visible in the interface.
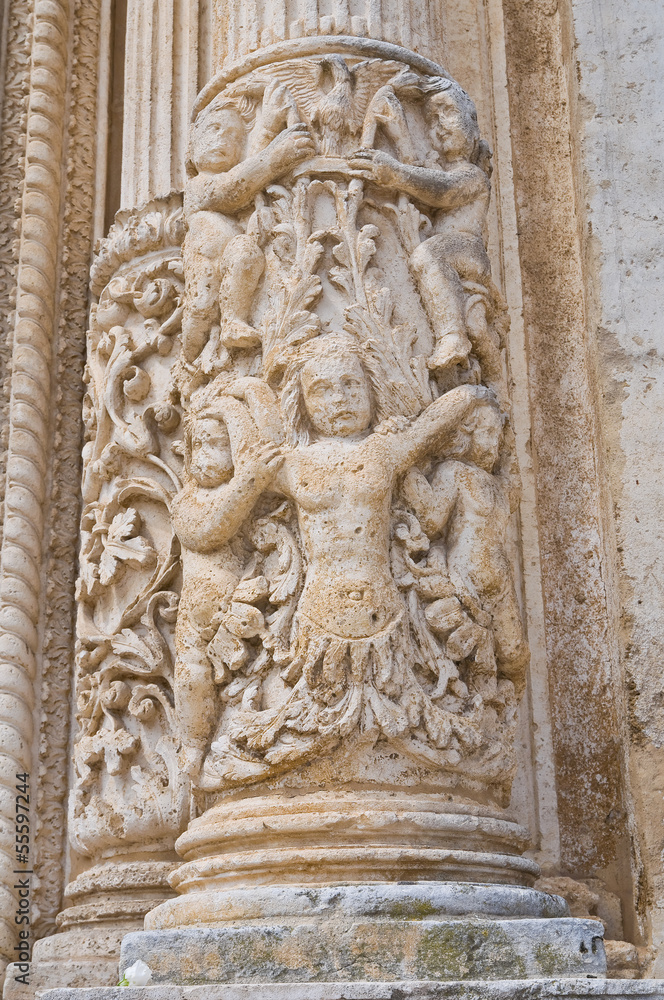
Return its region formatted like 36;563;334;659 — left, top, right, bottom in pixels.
501;0;664;969
567;0;664;971
501;0;635;913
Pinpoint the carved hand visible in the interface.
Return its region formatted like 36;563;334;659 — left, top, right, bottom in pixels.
375;414;413;435
348;148;403;188
238;440;284;488
261;80;298;139
268;123;316;172
225;376;267;400
401;467;432;512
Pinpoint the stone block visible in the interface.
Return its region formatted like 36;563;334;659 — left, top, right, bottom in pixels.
119;918;605;985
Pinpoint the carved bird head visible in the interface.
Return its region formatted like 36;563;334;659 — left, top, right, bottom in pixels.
312;58;359;153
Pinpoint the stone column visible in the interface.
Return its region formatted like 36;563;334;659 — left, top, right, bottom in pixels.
0;0;71;977
115;5;606;987
32;197;190;994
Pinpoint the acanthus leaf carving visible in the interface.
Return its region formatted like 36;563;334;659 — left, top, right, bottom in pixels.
72;201;189;857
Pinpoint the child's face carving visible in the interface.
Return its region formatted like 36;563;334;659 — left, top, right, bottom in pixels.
300;354;372;438
427;91;477;161
468;407;502;472
189;417;233;486
193;107;245;173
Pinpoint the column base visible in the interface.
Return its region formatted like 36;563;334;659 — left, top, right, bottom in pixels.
122;883;605;983
1;862;176;1000
168;793;536;892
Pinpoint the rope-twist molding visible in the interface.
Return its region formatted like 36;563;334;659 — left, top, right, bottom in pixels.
0;0;69;973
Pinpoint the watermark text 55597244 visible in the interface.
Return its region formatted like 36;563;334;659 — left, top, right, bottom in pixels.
13;772;31;985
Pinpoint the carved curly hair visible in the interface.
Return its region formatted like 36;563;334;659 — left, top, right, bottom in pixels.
421;76;491;175
185;92;256;177
445;391;505;461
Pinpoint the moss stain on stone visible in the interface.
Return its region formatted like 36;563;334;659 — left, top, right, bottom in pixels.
415;925;479;979
534;942;571;977
416;924;528;981
389;899;438;919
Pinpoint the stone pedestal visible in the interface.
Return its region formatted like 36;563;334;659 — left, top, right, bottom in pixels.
2;863;176;1000
123;884;605;984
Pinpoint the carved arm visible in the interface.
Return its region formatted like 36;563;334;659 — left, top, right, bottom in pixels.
173;463;274;554
349;149;489;211
402;464;458;538
226;377;285;444
174;395;283;553
391;385;486;476
186;124;315;214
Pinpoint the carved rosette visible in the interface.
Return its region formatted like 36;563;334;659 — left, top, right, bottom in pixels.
167;45;528;811
71;197;189;859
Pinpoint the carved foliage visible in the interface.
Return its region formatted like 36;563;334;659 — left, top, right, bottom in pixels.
72;206;188;856
158;58;526;802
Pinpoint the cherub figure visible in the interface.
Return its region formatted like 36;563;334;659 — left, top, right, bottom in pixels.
172;380;283;776
352;77;498;377
183;82;315;372
401;395;529;694
202;335;491;785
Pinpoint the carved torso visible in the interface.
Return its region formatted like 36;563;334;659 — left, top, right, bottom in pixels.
283;438;401;638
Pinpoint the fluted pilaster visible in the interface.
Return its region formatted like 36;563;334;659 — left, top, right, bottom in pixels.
121;0;202;207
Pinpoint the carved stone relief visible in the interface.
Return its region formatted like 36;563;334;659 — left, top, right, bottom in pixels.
72;199;189;858
34;0;105;940
0;0;73;974
167;53;529;806
0;0;651;982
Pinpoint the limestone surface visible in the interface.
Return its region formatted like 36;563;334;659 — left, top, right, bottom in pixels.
120;917;605;984
2;0;662;986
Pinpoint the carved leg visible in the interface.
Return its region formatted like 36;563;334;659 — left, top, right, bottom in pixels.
410;240;472;370
174;640;217;777
198;324;231;375
465;296;506;404
487;585;530;686
182;256;220;363
218;234;265;349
